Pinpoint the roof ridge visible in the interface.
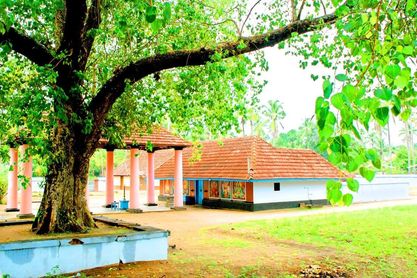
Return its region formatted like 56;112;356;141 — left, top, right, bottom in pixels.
249;136;258;179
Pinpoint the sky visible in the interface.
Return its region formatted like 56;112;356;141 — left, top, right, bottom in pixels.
259;47;405;146
260;48;321;130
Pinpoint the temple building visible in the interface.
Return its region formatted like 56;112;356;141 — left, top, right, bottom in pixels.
155;136;345;211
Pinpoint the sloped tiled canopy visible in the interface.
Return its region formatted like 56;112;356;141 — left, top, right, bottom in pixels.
98;127;191;151
156;136;346;180
113;149;174;177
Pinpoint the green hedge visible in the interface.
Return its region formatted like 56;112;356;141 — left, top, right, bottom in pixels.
0;172;7;204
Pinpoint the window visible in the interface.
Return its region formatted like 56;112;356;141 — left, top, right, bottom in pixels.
232;182;246;200
209;181;219;198
274;182;280;191
221;181;231;199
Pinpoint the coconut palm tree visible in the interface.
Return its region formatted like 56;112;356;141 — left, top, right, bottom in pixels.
263;100;286;140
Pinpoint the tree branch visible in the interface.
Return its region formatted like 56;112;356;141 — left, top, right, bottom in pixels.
290;0;297;22
0;27;56;66
297;0;307;20
240;0;262;36
58;0;88;69
79;0;101;71
88;13;337;131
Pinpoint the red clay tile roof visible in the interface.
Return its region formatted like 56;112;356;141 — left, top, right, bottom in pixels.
114;149;175;176
99;127;191;150
155;136;345;180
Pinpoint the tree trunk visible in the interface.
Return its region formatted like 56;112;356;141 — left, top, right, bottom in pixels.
32;122;97;234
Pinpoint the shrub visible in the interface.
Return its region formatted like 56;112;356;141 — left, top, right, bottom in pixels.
0;175;7;204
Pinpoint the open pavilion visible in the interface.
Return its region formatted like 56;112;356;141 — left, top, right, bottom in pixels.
5;127;191;215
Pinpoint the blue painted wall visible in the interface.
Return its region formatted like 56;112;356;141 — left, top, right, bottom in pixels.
0;230;168;278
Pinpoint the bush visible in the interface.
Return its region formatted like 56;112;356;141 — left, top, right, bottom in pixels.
0;175;7;204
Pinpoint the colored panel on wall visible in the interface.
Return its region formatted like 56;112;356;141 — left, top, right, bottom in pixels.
160;180;165;195
209;181;220;198
232;181;246;200
189;181;195;197
246;182;254;202
183;180;190;195
221;181;232;198
203;181;209;198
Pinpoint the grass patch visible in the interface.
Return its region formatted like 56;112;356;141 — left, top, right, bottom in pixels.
222;205;417;276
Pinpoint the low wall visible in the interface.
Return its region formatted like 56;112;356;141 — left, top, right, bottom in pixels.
202;198;328;211
0;219;169;278
351;175;417;203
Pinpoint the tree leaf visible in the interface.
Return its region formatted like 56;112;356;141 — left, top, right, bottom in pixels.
323;79;333;99
374;107;389;126
331;93;346;110
372;158;381;169
385;64;400;80
406;0;416;13
403;46;414;56
342;84;357;101
343;193;353;206
335;74;348;81
163;3;172;22
347;178;359;192
328;188;343;205
359;167;375;182
151;19;162;33
394;75;409;89
374;88;392;101
145;6;157;23
347;159;359;172
327;180;343;205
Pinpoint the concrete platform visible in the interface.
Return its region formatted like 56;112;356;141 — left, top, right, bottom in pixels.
0;216;169;278
0;190;171;221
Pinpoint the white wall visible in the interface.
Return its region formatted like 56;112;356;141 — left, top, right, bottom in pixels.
348;175;416;202
253;175;417;204
253;181;326;204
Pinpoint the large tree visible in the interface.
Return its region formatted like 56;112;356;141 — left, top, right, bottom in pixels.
0;0;337;234
0;0;416;233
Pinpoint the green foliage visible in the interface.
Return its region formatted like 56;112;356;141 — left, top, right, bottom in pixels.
391;146;410;173
89;150;127;177
274;119;320;152
0;0;268;164
0;172;7;204
286;0;417;196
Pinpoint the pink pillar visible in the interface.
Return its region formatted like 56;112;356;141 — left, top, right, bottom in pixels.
174;149;184;208
146;152;157;205
105;149;114;206
18;144;34;217
6;148;19;212
130;148;140;208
